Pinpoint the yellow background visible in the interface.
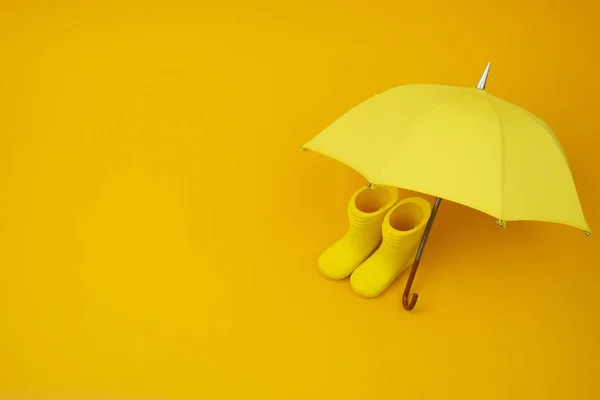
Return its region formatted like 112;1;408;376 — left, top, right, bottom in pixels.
1;0;599;398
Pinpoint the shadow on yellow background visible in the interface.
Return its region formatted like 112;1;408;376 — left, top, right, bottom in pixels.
0;1;599;398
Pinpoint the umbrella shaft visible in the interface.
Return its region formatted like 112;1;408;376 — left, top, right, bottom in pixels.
415;197;442;261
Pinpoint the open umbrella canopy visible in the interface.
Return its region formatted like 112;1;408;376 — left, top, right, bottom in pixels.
302;64;590;234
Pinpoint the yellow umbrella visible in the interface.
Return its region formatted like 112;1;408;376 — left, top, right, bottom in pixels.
302;63;591;310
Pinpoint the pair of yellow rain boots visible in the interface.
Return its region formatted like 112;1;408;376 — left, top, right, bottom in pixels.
319;185;432;297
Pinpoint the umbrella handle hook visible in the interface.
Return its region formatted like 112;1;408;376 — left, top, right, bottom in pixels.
402;259;421;310
402;197;442;311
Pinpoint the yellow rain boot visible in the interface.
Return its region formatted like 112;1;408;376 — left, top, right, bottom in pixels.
350;197;431;297
318;185;399;280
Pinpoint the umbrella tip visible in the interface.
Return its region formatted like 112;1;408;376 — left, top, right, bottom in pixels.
585;231;591;236
476;62;491;90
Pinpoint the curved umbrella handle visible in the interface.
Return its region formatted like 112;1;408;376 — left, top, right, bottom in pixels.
402;259;421;310
402;197;442;311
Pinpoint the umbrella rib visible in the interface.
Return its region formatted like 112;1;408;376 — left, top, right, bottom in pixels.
481;95;507;221
372;92;472;183
494;95;570;166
